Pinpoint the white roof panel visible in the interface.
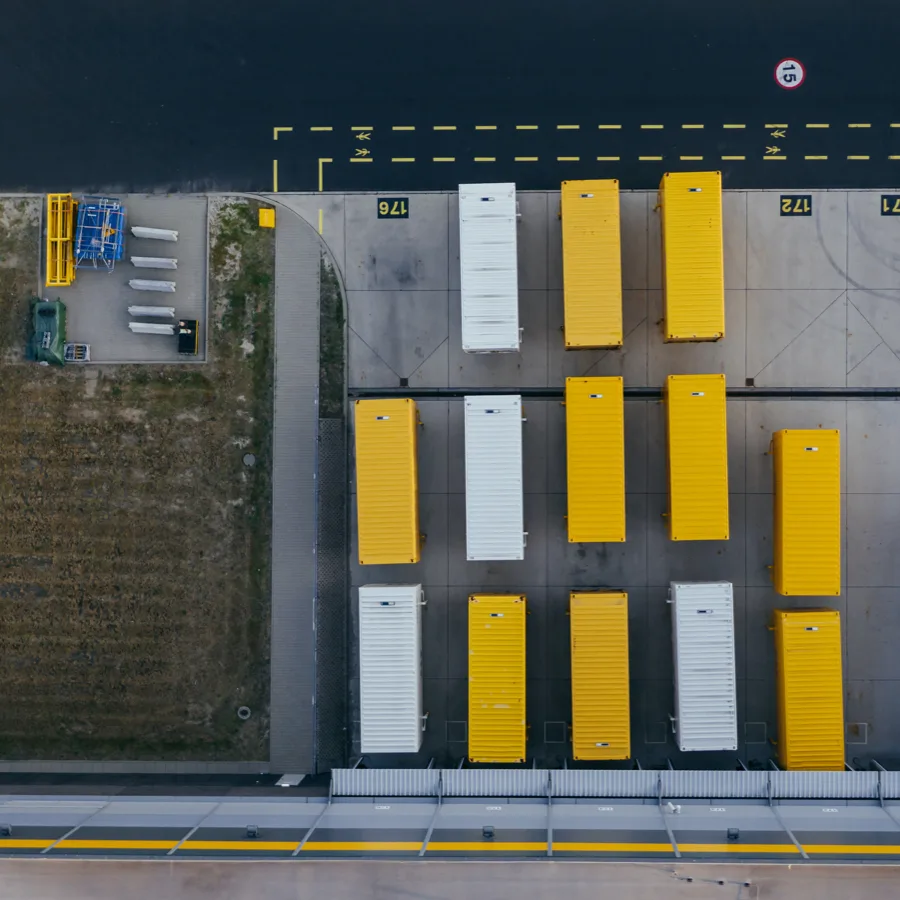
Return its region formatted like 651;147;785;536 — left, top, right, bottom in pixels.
459;183;520;352
358;584;424;753
464;395;525;560
670;582;737;752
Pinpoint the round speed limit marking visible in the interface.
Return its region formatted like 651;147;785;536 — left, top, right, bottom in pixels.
775;58;805;89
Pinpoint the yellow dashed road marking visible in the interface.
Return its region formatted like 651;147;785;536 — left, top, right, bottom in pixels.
848;155;870;160
557;156;580;161
351;125;373;131
723;124;746;129
474;157;496;162
350;158;373;163
433;125;456;131
806;123;830;128
392;125;415;131
272;159;278;193
597;156;620;161
557;124;580;130
641;124;664;129
475;125;497;130
391;157;415;162
681;124;704;129
598;124;621;130
805;155;828;160
721;155;746;160
639;155;663;160
890;155;900;160
309;126;332;132
764;156;787;160
680;156;703;160
516;125;538;130
515;157;539;161
317;157;332;191
765;123;788;128
848;123;871;128
433;157;455;162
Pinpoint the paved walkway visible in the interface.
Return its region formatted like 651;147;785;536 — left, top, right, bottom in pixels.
269;207;321;772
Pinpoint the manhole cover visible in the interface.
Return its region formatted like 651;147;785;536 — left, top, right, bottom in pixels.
237;706;252;721
243;453;256;467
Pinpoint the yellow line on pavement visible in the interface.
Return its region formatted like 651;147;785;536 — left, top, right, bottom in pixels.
597;156;620;161
806;123;830;128
273;127;293;140
557;124;580;130
181;841;298;852
475;125;497;130
764;156;787;160
765;123;788;128
805;155;828;160
349;158;373;163
309;126;332;132
516;125;538;130
391;157;415;162
433;157;455;162
641;124;664;129
639;155;663;160
515;157;538;161
723;124;745;129
848;123;871;128
557;156;580;161
474;157;496;162
805;845;900;855
0;839;55;849
847;155;870;160
318;209;323;234
303;842;420;852
678;843;799;854
318;157;332;191
428;842;548;852
598;124;621;129
680;156;703;160
351;125;373;131
892;124;900;128
890;155;900;160
272;159;278;193
392;125;415;131
721;155;746;160
433;125;456;130
681;124;704;129
56;840;178;850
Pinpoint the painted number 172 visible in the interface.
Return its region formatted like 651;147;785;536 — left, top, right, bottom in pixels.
781;195;812;216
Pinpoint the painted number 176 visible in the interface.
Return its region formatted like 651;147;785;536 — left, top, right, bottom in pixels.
378;198;409;218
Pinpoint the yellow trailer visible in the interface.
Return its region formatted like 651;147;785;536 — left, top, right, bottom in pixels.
468;594;526;763
565;376;625;542
772;429;841;596
665;374;729;540
354;398;421;565
561;179;622;348
772;608;844;770
658;171;724;341
45;193;76;287
570;592;630;760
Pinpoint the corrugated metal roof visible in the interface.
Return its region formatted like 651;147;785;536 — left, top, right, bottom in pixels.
464;395;525;560
553;769;658;798
570;592;630;760
666;374;729;541
671;582;738;752
359;585;424;753
561;179;622;348
443;768;546;797
354;399;421;565
332;768;440;797
661;770;767;799
458;183;520;352
468;594;527;763
773;608;844;771
565;377;626;542
773;429;841;596
770;770;876;799
659;170;724;341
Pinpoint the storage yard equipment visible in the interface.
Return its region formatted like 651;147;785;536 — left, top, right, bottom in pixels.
354;399;421;565
45;193;76;287
464;394;525;560
131;226;178;241
468;594;526;763
31;299;67;365
665;373;729;541
669;582;737;752
74;197;125;272
129;322;175;336
459;183;520;352
565;376;625;542
359;584;426;753
131;257;178;269
561;179;622;349
772;429;841;596
177;319;199;355
658;171;724;341
129;279;176;292
570;591;630;760
128;306;175;318
772;608;844;770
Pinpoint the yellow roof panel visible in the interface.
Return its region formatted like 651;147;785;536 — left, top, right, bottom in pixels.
570;592;630;760
565;377;625;542
354;399;420;564
561;179;622;348
773;430;841;596
665;374;729;540
468;594;526;763
773;608;844;770
659;171;724;341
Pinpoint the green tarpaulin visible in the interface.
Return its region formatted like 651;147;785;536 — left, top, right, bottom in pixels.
31;298;67;365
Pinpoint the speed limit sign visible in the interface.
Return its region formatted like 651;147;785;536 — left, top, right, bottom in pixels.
775;58;805;89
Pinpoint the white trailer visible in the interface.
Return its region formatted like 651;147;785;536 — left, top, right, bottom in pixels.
464;395;525;560
668;581;737;752
131;226;179;242
129;279;176;292
128;306;175;318
131;257;178;269
128;322;175;336
459;183;520;352
359;584;426;753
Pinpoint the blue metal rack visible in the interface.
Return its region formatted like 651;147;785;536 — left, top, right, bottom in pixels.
74;197;126;272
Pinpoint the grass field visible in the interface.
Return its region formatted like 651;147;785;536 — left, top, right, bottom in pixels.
0;197;274;760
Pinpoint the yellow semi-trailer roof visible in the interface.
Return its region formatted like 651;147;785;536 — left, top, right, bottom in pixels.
773;609;845;771
659;171;724;341
561;179;623;349
565;377;626;542
468;594;526;763
354;399;421;565
772;429;841;596
570;592;630;760
665;374;729;541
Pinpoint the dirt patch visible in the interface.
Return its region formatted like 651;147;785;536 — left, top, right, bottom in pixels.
318;257;345;419
0;197;274;760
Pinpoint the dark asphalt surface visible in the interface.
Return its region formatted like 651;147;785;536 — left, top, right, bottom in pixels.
1;0;899;192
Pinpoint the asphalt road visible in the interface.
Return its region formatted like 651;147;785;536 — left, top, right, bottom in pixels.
2;1;899;191
1;859;899;900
